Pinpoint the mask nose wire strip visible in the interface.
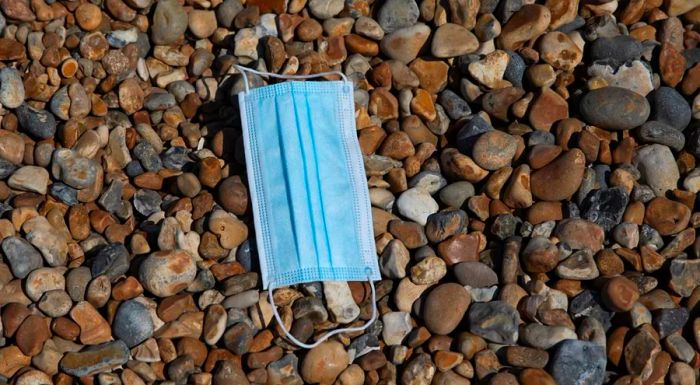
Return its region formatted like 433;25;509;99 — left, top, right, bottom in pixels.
234;64;349;94
268;274;379;350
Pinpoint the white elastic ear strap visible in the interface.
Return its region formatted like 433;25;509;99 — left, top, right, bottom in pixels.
268;277;379;350
233;64;349;94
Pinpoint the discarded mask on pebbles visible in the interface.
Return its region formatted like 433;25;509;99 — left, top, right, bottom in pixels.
0;0;696;385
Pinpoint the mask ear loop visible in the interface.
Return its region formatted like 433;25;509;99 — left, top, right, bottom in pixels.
267;271;378;350
233;64;349;90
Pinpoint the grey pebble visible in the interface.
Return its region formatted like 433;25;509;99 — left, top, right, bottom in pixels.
2;236;43;279
113;300;154;347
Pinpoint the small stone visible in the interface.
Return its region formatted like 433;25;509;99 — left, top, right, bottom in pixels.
59;341;130;377
530;149;585;201
423;283;470;335
113;299;154;347
581;187;629;232
648;87;691;130
653;308;689;338
70;301;112;345
151;0;188;45
410;256;446;285
454;262;498;288
308;0;344;19
644;197;690;236
468;50;509;89
380;24;431;64
538;31;582;71
139;250;197;297
8;166;49;194
587;60;654;96
15;315;49;356
472;130;517;171
668;259;700;297
549;340;606;385
431;23;478;58
623;330;660;379
498;5;551;50
590;35;643;65
467;301;520;344
23;217;68;267
602;276;640;312
635;143;681;197
2;236;43;279
189;10;217;39
37;290;72;317
380;240;410;279
396;188;439;226
300;341;348;384
579;87;650;130
377;0;419;33
638;121;685;151
324;281;360;323
554;218;605;252
0;68;24;109
382;312;412;345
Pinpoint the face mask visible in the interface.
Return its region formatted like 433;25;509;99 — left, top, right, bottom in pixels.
234;65;381;348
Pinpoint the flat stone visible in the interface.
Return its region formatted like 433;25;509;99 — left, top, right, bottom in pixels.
579;87;650;130
59;341;130;377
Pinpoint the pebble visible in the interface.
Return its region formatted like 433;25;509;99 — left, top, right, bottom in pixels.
380;24;431;64
300;341;348;384
2;236;43;279
59;341;130;377
648;86;691;130
431;23;479;58
423;283;470;335
0;68;24;108
636;144;680;197
377;0;419;33
467;301;520;344
638;120;686;151
382;312;413;345
396;188;439;226
579;87;651;130
530;149;585;201
151;0;188;45
139;250;197;297
549;340;606;385
112;299;154;347
16;104;56;139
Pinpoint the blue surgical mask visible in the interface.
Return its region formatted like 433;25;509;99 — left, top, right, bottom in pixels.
234;65;381;348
